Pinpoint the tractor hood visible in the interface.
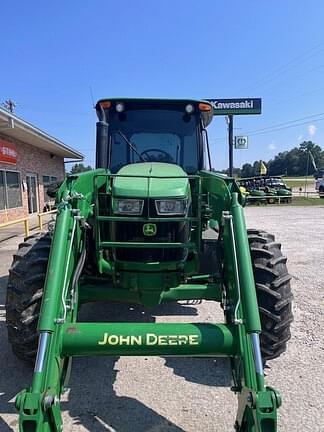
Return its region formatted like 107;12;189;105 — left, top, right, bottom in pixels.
112;163;190;198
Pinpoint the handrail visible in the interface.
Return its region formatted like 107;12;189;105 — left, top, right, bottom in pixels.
38;209;57;230
0;217;29;237
246;195;292;204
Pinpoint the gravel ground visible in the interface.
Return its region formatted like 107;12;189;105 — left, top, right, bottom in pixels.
0;205;323;431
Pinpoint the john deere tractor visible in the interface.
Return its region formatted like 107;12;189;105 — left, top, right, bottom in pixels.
6;98;293;431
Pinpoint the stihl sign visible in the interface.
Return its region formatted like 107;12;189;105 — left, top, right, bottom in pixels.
206;98;262;115
0;139;17;164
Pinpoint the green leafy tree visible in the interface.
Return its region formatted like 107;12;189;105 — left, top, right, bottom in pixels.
69;163;93;174
252;161;260;175
241;163;254;177
220;167;242;177
248;141;324;177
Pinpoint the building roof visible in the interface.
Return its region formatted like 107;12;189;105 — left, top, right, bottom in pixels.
0;107;83;160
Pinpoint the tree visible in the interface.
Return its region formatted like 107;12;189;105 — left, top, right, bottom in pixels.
245;141;324;177
69;163;93;174
220;167;242;177
241;163;254;177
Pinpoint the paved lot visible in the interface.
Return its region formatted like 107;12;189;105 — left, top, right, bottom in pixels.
0;205;323;431
0;213;55;242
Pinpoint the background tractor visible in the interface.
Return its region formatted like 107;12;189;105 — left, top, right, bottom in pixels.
6;98;293;432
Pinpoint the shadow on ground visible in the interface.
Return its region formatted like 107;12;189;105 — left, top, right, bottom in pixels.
0;280;231;431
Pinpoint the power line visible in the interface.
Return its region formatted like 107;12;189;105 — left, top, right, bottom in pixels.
242;112;324;135
212;111;324;141
244;116;324;137
237;41;324;94
266;84;324;107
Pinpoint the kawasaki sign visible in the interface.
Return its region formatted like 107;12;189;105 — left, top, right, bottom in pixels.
206;98;262;115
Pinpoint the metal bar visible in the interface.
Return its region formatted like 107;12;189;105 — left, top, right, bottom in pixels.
79;283;222;303
95;173;200;179
24;219;29;237
37;206;73;331
225;213;242;324
38;213;42;231
161;283;222;302
0;217;29;229
38;209;57;230
31;332;51;393
100;241;195;249
246;195;291;200
251;333;264;382
97;216;199;222
37;209;57;217
228;114;234;176
34;332;50;373
61;323;237;357
230;193;261;333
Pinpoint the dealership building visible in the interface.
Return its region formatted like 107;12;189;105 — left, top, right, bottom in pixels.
0;107;83;224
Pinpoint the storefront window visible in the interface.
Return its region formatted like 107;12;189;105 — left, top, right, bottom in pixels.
43;175;58;201
0;170;22;210
0;171;5;210
6;171;22;208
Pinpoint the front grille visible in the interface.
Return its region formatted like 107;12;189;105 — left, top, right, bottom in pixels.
112;220;189;262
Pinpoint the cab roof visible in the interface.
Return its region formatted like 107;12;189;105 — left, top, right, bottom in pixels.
95;98;214;127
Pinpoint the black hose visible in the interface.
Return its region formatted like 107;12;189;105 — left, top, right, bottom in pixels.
70;232;87;300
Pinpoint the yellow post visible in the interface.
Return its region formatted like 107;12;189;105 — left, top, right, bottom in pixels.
38;214;43;231
24;218;29;237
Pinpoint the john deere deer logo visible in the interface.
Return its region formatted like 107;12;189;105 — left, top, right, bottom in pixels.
143;223;157;236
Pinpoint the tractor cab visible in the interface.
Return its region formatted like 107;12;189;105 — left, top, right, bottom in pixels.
92;99;218;304
95;98;213;173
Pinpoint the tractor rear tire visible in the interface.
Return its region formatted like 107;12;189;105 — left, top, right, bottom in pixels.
6;232;51;364
247;229;293;361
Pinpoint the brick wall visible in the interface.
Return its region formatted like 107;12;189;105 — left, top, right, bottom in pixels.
0;133;65;224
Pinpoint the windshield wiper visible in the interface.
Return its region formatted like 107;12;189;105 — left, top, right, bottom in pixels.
117;130;147;162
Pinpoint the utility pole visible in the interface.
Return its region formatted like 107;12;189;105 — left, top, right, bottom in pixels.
227;115;234;176
304;151;310;197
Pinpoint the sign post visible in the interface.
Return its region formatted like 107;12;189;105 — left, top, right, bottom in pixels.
227;115;234;177
206;98;262;176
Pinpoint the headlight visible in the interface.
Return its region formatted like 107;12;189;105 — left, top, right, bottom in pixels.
114;199;144;215
155;199;188;215
115;102;125;112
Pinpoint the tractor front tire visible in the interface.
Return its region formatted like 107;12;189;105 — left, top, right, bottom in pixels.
6;233;51;364
247;229;293;361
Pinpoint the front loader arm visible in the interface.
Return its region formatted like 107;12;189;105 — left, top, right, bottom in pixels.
201;169;281;432
16;193;88;432
222;193;281;432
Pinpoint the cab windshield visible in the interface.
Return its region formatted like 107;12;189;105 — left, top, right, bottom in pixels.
107;109;201;173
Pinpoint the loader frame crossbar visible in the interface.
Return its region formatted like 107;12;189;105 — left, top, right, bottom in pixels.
15;169;281;431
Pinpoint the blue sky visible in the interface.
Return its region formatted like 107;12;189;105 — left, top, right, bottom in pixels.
1;1;324;170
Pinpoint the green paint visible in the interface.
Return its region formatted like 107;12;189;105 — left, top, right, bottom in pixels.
14;98;280;432
112;162;190;198
61;323;237;356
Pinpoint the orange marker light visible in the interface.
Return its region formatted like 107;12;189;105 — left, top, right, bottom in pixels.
198;103;212;112
100;101;111;109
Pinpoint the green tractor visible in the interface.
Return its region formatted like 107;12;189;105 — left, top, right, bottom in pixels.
264;177;292;203
6;98;293;432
